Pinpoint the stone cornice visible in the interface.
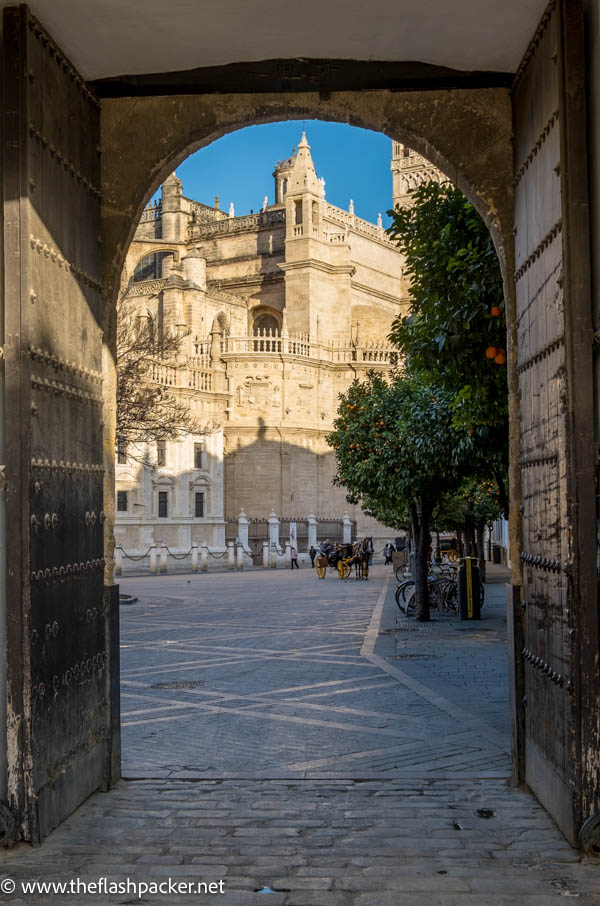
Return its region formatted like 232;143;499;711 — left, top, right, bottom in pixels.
350;281;406;307
208;273;283;289
279;259;356;277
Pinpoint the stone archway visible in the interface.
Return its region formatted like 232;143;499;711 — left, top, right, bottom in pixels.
99;88;521;600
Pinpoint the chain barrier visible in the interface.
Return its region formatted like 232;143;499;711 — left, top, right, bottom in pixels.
165;546;193;561
119;541;386;565
116;545;154;562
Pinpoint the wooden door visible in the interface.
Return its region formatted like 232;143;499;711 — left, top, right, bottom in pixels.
3;7;114;842
512;0;599;846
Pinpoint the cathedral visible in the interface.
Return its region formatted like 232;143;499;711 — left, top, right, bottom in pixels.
115;135;441;566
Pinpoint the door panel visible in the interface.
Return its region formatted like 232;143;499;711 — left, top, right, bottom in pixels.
513;0;599;845
3;7;110;841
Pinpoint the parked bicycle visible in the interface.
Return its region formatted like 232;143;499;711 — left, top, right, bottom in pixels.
395;561;483;617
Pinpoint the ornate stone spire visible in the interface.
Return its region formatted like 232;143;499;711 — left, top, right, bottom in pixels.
287;131;321;195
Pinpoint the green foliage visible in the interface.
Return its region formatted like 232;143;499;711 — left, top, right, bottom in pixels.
387;181;507;433
433;476;504;534
327;373;476;526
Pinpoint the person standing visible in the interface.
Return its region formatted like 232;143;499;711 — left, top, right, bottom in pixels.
291;546;299;569
309;545;316;568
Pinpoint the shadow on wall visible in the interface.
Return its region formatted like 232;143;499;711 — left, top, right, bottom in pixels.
224;417;353;520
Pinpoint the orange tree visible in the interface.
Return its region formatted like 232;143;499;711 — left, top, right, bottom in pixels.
328;372;476;621
387;181;509;513
433;476;504;581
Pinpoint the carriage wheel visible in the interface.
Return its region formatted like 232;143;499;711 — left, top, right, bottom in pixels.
337;560;350;580
316;562;326;579
342;562;352;579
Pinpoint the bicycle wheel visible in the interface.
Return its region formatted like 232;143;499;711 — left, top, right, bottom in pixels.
401;581;415;602
395;565;407;582
404;586;417;617
343;562;352;579
442;579;458;612
395;584;407;614
429;578;446;611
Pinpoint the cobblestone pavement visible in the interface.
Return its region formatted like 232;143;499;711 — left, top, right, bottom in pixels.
1;565;598;904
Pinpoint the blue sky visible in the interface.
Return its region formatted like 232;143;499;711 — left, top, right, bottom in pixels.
166;120;396;227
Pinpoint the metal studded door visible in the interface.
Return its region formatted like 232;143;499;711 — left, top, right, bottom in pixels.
513;0;599;846
3;8;111;841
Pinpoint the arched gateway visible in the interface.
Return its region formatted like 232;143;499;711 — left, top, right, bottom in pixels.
1;0;598;851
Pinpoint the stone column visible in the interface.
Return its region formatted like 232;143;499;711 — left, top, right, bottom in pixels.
238;509;249;551
200;545;208;572
191;542;199;573
236;544;244;570
149;544;158;574
227;541;235;570
307;513;317;550
343;512;352;544
284;541;291;568
268;509;280;547
160;542;168;574
262;541;269;569
114;546;122;577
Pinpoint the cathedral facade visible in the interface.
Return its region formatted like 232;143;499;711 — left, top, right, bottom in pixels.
115;136;436;561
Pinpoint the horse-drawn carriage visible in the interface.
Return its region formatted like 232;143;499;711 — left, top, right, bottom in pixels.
315;539;371;580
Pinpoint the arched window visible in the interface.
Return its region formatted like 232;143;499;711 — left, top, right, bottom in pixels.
132;251;170;282
253;314;279;336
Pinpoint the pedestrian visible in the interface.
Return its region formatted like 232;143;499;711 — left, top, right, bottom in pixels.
309;545;316;567
290;546;299;569
384;542;393;565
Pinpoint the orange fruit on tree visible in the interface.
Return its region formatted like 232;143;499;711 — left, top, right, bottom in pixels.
495;351;506;365
485;346;497;359
490;306;501;317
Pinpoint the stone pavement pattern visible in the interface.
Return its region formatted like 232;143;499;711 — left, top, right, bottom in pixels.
118;566;509;779
0;565;598;904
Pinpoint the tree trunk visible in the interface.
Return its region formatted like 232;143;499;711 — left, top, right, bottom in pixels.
476;522;486;584
465;526;475;557
492;467;510;520
410;502;430;622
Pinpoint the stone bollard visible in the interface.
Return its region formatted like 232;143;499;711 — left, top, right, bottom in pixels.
114;546;122;577
268;508;280;548
200;545;208;572
191;542;199;573
160;542;168;574
343;512;352;544
270;544;277;569
227;541;235;570
238;508;249;550
284;541;291;568
236;543;244;570
307;512;317;550
262;541;269;569
149;544;158;574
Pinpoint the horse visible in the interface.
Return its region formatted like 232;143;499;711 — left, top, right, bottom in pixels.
353;538;371;580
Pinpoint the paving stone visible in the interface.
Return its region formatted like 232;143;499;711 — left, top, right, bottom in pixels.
0;567;597;905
